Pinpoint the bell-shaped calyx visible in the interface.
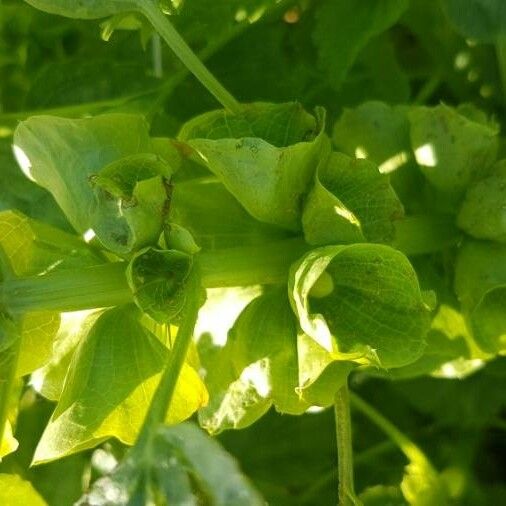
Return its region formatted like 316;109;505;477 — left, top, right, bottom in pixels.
90;153;173;255
289;243;433;370
178;102;329;231
126;246;202;323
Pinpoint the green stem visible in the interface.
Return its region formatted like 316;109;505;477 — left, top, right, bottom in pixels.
134;284;200;449
334;383;360;505
0;239;308;314
350;393;434;470
199;238;308;287
138;1;241;113
0;263;132;314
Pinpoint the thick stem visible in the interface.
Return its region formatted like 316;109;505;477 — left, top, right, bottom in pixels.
0;239;307;314
199;238;308;288
0;262;132;314
334;383;360;505
134;286;200;449
139;1;241;113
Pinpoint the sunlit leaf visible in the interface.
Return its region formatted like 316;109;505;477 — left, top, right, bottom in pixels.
33;306;208;464
289;244;431;369
13;115;164;239
0;473;47;506
179;102;328;230
302;151;403;246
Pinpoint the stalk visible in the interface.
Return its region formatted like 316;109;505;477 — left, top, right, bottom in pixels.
138;1;241;113
199;238;308;288
134;284;200;449
0;263;132;314
0;239;307;314
334;383;361;505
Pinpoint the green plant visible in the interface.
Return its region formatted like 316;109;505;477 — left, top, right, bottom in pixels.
0;0;505;504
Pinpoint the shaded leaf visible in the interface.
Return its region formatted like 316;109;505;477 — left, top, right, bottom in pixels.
313;0;408;90
457;161;506;242
332;101;423;213
409;104;499;194
126;247;194;322
91;153;173;255
454;241;506;353
442;0;506;42
77;423;264;506
170;178;290;249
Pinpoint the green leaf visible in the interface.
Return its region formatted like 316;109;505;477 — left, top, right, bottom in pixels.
126;247;194;323
367;304;469;380
33;306;208;464
442;0;506;42
409;104;499;194
313;0;409;90
454;241;506;353
199;289;353;434
178;102;319;147
457;161;506;242
179;102;328;231
0;210;102;278
13;114;163;240
0;474;47;506
170;178;290;249
289;244;431;369
91;153;173;254
77;423;264;505
302;152;404;246
197;337;273;435
23;0;137;19
0;211;102;379
0;422;18;461
394;357;506;429
227;289;308;415
0;140;69;231
30;310;102;401
295;333;354;407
